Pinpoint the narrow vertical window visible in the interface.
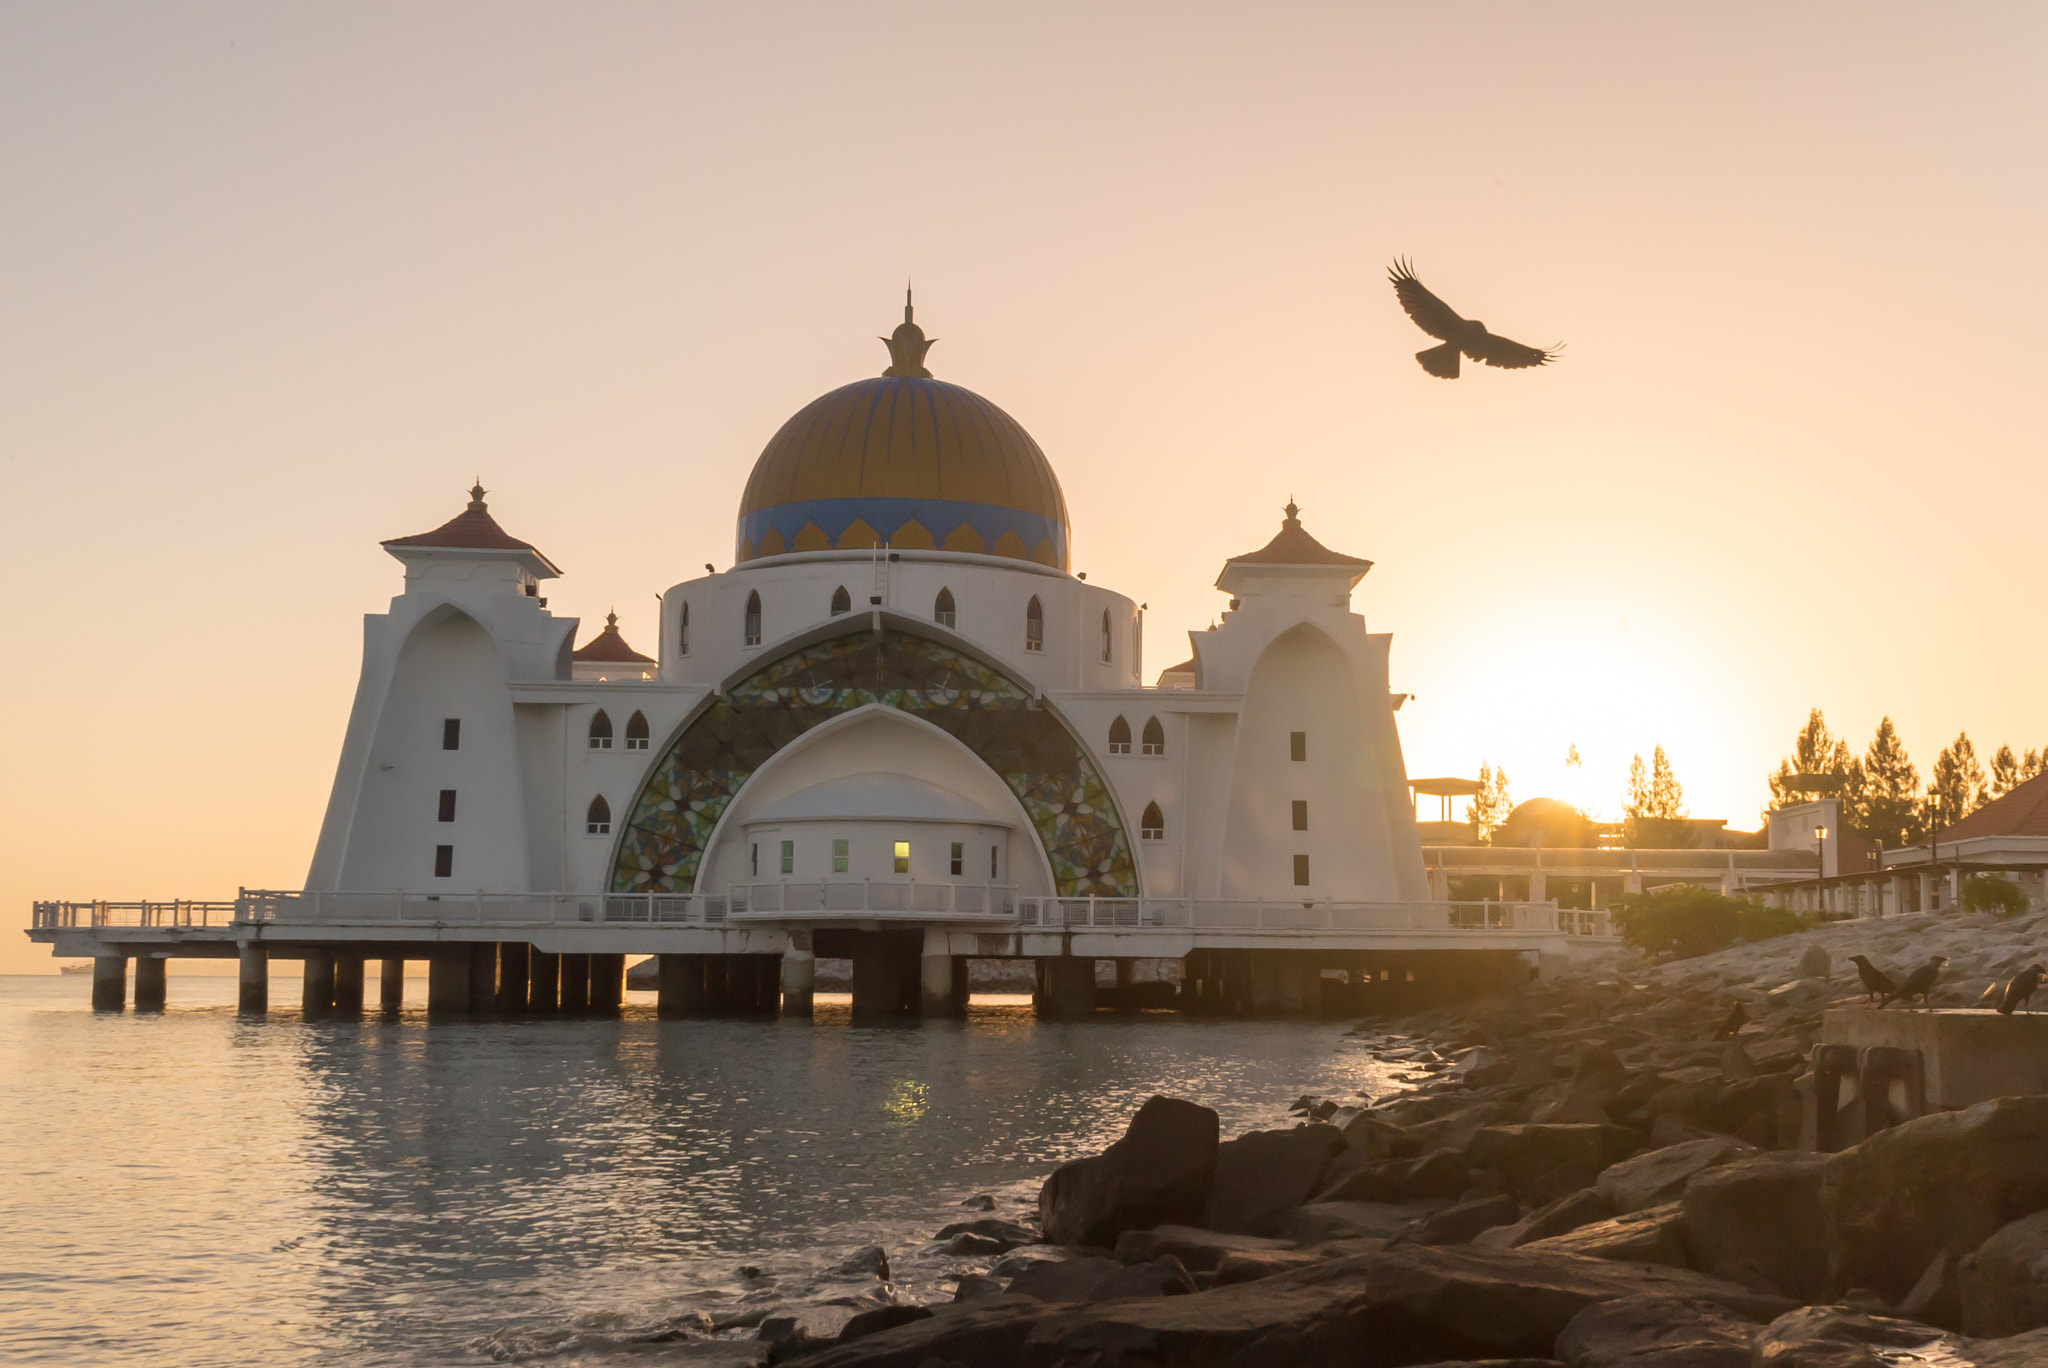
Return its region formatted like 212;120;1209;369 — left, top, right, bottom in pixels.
1141;801;1165;841
934;587;956;628
1100;609;1112;663
829;585;851;616
679;601;690;655
750;843;759;877
1292;800;1309;831
1107;716;1131;755
893;840;910;874
1293;854;1310;886
1025;596;1043;652
434;845;454;878
744;591;762;647
949;841;963;876
780;839;794;875
588;709;613;750
624;711;649;751
1289;731;1307;762
437;790;457;823
1141;717;1165;756
990;845;1000;879
832;838;849;873
586;795;611;835
442;718;461;750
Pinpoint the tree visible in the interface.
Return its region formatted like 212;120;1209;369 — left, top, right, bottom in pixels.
1469;762;1514;845
1861;716;1921;849
1925;732;1989;832
1768;709;1864;829
1992;744;2022;799
2024;749;2047;781
1623;745;1688;846
1651;745;1685;819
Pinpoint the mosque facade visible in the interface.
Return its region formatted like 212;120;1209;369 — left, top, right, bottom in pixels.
306;298;1431;916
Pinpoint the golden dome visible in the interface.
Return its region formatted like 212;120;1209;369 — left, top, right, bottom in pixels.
735;295;1070;570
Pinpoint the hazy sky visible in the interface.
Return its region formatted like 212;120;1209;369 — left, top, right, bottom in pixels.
4;4;2044;971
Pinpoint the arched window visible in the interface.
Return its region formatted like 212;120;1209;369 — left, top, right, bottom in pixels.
1141;801;1164;841
830;585;852;616
1025;596;1043;652
1108;716;1132;755
624;711;650;751
588;709;613;750
1100;609;1113;663
744;591;762;647
934;587;956;628
678;601;690;655
1142;716;1165;757
586;795;611;836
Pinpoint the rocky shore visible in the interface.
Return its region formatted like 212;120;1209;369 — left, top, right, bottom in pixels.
672;910;2048;1365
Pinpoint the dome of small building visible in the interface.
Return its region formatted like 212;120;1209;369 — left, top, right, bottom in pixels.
735;293;1070;570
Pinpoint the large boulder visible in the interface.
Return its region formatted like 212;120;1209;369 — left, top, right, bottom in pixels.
1405;1099;1512;1152
1339;1110;1424;1159
1394;1193;1521;1247
1005;1253;1195;1302
1283;1200;1448;1244
1111;1224;1296;1274
1524;1202;1689;1268
1750;1305;2048;1368
1469;1124;1641;1203
1202;1123;1346;1235
1823;1094;2048;1303
1678;1152;1829;1300
1476;1188;1613;1251
1596;1138;1753;1215
1315;1149;1469;1203
1554;1293;1754;1367
1960;1208;2048;1337
1039;1095;1221;1247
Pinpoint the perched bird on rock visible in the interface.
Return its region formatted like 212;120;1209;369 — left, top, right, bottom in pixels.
1998;964;2046;1015
1883;955;1949;1009
1713;1000;1748;1040
1847;955;1896;1005
1389;259;1562;379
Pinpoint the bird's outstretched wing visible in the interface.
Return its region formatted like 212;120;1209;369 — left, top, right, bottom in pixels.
1389;259;1464;341
1465;331;1563;370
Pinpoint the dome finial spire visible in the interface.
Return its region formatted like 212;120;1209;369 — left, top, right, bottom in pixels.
880;286;937;378
1282;496;1301;529
468;479;488;512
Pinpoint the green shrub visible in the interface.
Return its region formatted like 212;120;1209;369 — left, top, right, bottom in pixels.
1611;885;1807;960
1963;874;2029;918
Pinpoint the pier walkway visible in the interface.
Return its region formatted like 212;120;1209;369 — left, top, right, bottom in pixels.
28;886;1616;1019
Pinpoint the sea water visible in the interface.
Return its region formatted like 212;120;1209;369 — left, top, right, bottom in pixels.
0;974;1412;1366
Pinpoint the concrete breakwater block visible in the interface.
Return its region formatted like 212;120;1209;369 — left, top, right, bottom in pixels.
1821;1009;2048;1111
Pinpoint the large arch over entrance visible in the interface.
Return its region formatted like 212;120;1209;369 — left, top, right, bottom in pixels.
610;625;1138;897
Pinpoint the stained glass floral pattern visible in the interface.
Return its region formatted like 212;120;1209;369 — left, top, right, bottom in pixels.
610;629;1138;898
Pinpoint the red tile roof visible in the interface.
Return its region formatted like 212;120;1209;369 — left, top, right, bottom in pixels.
1934;772;2048;841
1227;501;1372;569
383;484;556;566
573;611;655;664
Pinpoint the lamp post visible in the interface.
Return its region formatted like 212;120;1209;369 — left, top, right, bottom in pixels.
1813;824;1829;916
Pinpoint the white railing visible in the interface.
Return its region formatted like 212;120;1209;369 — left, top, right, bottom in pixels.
729;882;1017;919
1557;909;1614;936
30;900;240;930
235;890;733;927
1015;898;1563;933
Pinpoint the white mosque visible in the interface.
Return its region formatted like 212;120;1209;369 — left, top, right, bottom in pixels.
306;296;1431;921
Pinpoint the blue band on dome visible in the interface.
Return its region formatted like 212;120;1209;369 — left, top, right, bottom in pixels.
738;497;1068;567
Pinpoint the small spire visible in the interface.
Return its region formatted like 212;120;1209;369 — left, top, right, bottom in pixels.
1282;497;1301;529
468;480;489;512
605;608;619;630
880;287;937;378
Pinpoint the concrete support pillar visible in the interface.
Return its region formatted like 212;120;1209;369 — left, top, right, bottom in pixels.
1918;871;1933;915
590;953;625;1011
1527;871;1547;903
1249;953;1283;1014
920;927;960;1018
559;954;591;1012
1948;867;1962;911
951;954;970;1010
1111;958;1136;1010
1278;954;1316;1017
379;958;405;1010
1038;956;1096;1018
302;949;337;1017
467;943;499;1013
529;950;560;1011
699;955;729;1012
494;943;530;1013
91;954;127;1012
133;955;167;1012
754;954;782;1014
427;948;471;1014
852;933;921;1017
332;957;365;1014
780;950;816;1019
238;941;269;1015
659;954;708;1016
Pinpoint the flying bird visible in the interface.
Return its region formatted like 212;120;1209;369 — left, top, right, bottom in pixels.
1847;955;1895;1005
1883;956;1948;1009
1998;964;2046;1015
1389;259;1562;379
